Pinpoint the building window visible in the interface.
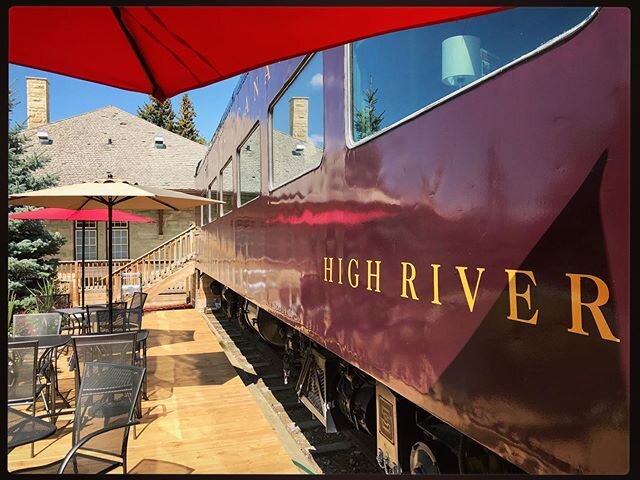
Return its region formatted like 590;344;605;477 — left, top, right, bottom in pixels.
208;177;219;222
238;124;261;206
111;222;129;260
349;7;596;143
270;53;324;190
74;221;97;260
221;158;233;216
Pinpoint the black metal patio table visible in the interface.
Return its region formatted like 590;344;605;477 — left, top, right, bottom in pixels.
8;334;71;350
7;406;57;452
8;334;72;420
54;307;88;334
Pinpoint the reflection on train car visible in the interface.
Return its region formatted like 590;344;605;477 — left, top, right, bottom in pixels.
194;7;628;474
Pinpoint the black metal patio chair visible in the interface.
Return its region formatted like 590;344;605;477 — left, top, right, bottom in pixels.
70;333;136;389
8;340;49;457
11;362;145;474
129;292;148;313
93;307;130;334
127;292;147;332
12;313;62;337
35;293;77;334
85;302;127;334
91;307;148;401
11;313;62;414
126;306;143;331
70;332;141;419
122;306;148;399
84;304;106;333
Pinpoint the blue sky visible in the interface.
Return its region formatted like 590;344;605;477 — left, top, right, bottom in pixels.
9;64;241;142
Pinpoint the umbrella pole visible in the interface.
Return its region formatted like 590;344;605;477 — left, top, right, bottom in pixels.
81;221;86;308
108;202;113;325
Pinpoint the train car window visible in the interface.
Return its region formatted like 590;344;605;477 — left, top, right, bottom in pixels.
238;124;261;206
349;7;596;143
221;158;233;216
205;178;213;223
208;176;219;222
270;53;324;190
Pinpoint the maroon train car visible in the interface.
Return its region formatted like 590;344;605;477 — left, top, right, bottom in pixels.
194;7;629;474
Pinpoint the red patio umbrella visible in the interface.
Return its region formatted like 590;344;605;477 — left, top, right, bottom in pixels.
9;207;154;307
8;6;504;101
9;207;155;223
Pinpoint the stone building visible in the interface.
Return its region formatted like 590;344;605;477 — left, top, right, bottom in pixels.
22;77;207;262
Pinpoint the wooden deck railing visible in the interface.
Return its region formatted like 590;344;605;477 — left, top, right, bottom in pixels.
57;225;198;305
109;225;198;298
58;260;129;303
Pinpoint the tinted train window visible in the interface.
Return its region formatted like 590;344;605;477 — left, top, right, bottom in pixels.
270;53;324;189
350;7;595;142
238;125;261;206
208;177;219;222
221;159;233;216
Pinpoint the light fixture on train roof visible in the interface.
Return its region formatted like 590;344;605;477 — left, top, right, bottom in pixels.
442;35;482;89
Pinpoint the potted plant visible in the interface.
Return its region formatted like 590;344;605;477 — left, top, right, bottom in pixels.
26;277;58;313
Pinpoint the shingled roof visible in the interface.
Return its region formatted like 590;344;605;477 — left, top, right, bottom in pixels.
24;106;206;191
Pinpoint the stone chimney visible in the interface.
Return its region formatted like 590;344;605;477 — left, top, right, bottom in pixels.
26;77;50;129
289;97;308;142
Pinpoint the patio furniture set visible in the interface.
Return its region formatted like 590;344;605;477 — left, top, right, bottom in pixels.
7;292;148;474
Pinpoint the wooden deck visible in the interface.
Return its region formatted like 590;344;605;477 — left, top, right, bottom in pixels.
8;309;299;474
72;289;190;309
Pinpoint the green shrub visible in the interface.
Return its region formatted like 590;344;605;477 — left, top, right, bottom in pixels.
8;290;17;334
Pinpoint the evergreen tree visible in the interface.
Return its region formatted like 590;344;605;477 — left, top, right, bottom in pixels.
175;94;202;142
8;91;65;311
136;99;159;125
353;77;386;141
136;95;176;132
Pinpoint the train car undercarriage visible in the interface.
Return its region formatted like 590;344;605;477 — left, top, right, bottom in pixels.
212;280;523;475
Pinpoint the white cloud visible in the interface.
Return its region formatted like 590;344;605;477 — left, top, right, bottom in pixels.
310;73;323;89
309;133;324;147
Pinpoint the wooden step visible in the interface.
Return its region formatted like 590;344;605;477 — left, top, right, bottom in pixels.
144;261;195;300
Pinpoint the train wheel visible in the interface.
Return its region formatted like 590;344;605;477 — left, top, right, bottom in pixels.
410;442;440;474
457;435;520;473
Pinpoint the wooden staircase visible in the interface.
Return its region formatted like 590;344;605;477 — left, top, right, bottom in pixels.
109;225;199;305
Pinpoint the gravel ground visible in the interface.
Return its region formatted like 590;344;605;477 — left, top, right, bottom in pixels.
207;311;382;475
